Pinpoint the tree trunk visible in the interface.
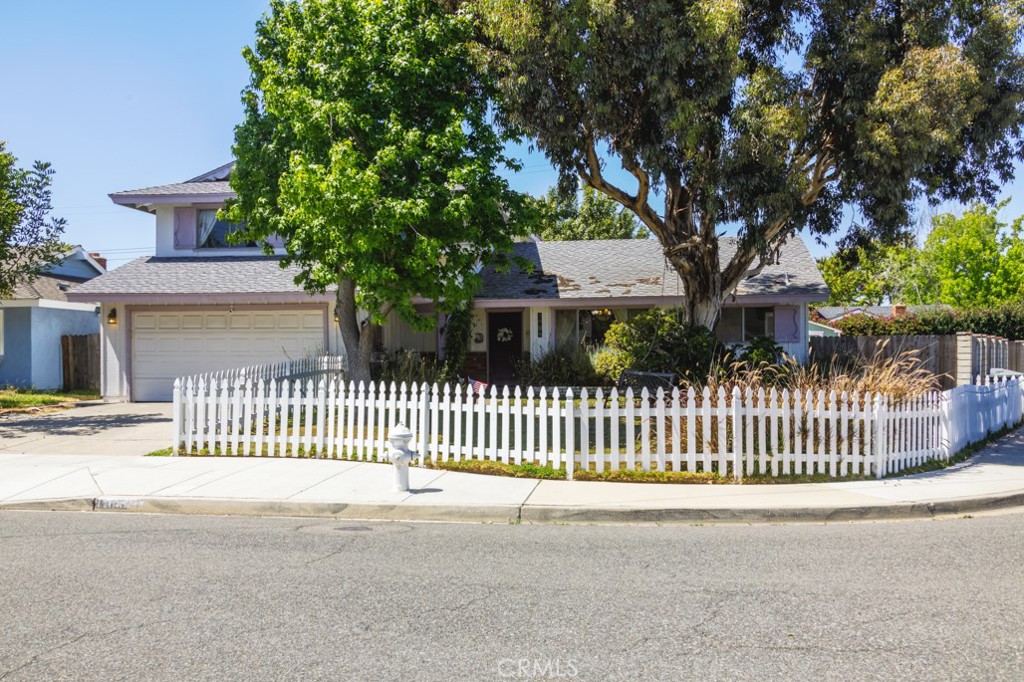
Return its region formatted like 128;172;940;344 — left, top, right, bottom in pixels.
335;278;374;384
668;238;725;330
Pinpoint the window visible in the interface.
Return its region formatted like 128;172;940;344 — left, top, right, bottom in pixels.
0;308;4;356
555;310;578;347
196;209;253;249
715;307;774;344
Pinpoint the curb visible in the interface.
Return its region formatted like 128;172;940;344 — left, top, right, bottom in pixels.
2;491;1024;524
520;491;1024;524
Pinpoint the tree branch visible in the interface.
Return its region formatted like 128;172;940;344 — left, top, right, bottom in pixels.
577;134;667;241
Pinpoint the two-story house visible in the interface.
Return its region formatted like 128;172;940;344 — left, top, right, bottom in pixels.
69;163;829;401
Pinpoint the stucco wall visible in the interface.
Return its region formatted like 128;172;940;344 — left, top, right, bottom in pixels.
29;307;100;390
0;307;33;387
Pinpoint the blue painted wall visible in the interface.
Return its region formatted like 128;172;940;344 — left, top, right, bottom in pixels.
47;258;100;282
0;306;100;389
0;307;34;387
30;307;100;389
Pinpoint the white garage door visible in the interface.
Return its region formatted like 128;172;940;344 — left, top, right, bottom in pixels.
132;308;326;401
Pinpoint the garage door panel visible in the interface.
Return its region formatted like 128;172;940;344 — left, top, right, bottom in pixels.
131;308;325;401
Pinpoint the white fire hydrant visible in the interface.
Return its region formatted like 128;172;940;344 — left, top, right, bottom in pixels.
388;424;416;493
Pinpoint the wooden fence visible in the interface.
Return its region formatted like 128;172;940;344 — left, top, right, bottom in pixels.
172;357;1024;481
810;333;1024;390
61;334;100;392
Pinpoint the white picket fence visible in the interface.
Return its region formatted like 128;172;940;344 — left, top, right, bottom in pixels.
171;358;1024;481
179;356;344;388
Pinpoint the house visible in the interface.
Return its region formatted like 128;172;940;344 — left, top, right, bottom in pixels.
68;163;829;401
809;320;842;338
814;304;951;324
0;246;107;389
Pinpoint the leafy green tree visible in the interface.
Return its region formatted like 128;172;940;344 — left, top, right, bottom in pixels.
475;1;1024;328
225;0;527;382
918;204;1024;307
820;205;1024;308
817;239;920;306
0;141;67;298
534;185;645;241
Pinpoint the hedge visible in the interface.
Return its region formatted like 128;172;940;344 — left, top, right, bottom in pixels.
828;304;1024;340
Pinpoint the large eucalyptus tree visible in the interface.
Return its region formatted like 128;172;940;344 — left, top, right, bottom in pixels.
476;0;1024;327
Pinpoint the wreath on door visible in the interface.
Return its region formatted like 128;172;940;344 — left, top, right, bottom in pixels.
496;327;514;343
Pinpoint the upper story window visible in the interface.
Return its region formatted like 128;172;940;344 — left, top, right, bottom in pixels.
196;209;254;249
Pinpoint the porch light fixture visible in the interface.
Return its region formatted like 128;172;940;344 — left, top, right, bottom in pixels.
107;308;117;325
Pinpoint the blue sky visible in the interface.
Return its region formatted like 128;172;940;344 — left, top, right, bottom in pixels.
1;1;1021;269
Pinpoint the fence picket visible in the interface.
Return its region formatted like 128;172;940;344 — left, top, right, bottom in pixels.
594;389;605;473
579;388;590;473
551;388;562;469
625;388;636;471
640;388;651;472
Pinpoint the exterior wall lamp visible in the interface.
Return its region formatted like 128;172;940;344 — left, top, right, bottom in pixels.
107;308;117;325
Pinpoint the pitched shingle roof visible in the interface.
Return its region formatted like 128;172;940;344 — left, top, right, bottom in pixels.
110;181;233;200
67;256;316;300
68;238;828;304
8;274;76;302
477;237;828;302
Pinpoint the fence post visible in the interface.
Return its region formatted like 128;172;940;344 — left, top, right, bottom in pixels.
873;393;887;478
939;391;952;459
172;378;182;454
955;332;973;387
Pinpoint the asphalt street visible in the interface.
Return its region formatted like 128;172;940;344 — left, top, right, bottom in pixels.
1;511;1022;681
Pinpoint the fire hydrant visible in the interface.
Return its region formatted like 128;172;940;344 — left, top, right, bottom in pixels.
388;424;416;493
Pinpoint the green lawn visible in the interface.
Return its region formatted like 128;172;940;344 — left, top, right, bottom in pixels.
0;388;100;410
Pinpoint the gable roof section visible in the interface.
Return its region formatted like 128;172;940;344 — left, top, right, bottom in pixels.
476;237;828;305
109;162;237;211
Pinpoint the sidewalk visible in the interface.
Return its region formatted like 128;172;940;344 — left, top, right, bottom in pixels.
2;428;1023;524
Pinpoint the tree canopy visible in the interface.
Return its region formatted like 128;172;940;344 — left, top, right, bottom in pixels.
225;0;528;381
0;141;67;298
533;185;646;241
818;204;1024;308
474;0;1024;327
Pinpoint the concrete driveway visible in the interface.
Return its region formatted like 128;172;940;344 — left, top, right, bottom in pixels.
0;402;172;456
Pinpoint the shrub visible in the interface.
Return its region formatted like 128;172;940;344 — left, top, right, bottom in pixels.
595;309;726;384
439;302;473;378
693;348;939;402
374;351;455;386
514;344;605;387
737;335;783;366
830;303;1024;340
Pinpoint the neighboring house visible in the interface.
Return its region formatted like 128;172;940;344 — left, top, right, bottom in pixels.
809;320;842;338
69;164;829;401
0;246;106;389
814;304;951;324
